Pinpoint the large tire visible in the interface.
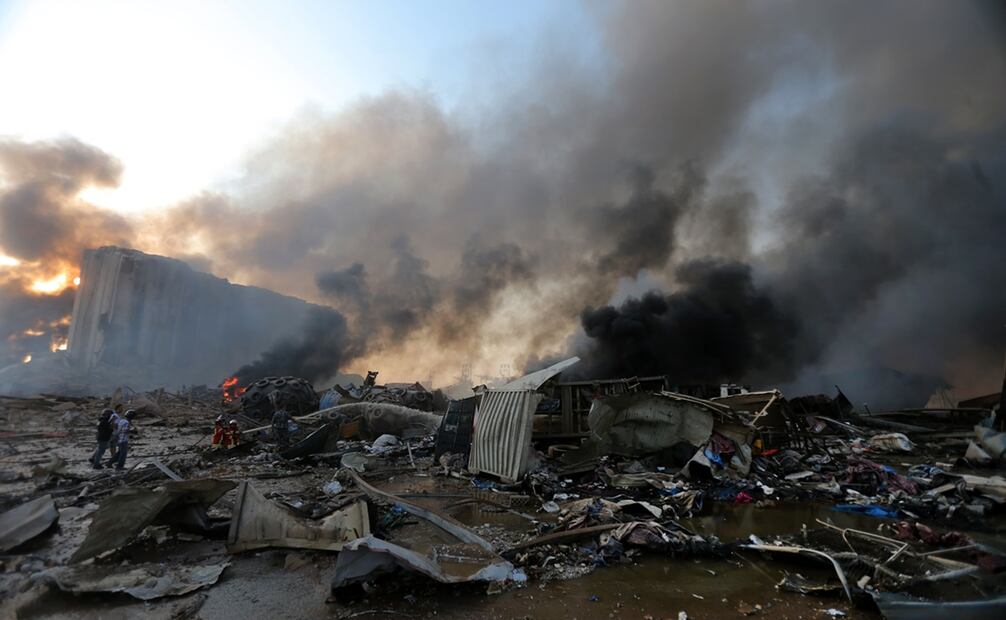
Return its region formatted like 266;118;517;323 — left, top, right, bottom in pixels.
239;376;319;419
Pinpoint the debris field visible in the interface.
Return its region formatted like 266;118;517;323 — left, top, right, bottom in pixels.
1;360;1005;620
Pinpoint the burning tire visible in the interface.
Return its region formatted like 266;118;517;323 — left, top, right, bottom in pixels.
238;376;319;418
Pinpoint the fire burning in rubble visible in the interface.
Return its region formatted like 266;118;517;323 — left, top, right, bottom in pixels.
221;376;246;403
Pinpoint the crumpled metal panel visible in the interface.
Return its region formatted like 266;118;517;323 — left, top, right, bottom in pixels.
227;481;369;552
468;389;542;483
500;356;580;390
332;536;512;589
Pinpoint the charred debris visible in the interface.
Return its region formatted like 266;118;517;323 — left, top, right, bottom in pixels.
1;359;1005;619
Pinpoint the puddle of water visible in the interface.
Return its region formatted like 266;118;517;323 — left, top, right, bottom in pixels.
682;501;893;542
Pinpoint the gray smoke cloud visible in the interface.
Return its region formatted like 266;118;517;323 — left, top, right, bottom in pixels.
3;1;1003;403
143;0;1005;400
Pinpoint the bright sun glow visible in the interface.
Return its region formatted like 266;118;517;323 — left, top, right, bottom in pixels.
73;276;81;286
22;353;32;363
0;254;21;267
0;0;316;214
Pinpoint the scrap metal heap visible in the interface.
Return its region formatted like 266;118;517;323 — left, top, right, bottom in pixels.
1;359;1005;619
322;370;443;412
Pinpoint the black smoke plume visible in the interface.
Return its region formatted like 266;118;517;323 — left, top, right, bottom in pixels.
576;260;797;382
233;306;359;385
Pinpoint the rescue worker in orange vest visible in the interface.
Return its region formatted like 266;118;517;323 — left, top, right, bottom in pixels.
224;419;242;448
211;415;226;449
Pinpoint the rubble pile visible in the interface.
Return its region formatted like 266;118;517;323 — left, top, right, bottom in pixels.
1;363;1004;619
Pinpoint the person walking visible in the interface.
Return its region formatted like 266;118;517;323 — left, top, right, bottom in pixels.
91;409;115;469
111;410;136;470
105;409;121;468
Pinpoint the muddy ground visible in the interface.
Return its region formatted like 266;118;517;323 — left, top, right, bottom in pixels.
2;396;1005;619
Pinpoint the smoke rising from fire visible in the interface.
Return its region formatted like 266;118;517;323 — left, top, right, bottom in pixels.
232;306;360;385
577;259;797;383
3;1;1004;403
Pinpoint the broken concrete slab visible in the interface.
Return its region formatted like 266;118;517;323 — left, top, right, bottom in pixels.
71;479;236;563
40;560;229;601
0;495;58;552
227;481;370;553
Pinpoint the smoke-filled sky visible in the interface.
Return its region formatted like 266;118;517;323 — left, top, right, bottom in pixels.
1;1;1004;402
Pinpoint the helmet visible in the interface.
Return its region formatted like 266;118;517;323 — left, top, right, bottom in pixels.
229;419;238;427
215;415;224;424
124;409;137;420
101;408;114;419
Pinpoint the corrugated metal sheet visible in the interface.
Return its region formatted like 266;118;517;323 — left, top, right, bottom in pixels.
468;389;542;483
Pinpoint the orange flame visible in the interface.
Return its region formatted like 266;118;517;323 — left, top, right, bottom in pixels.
0;254;80;297
221;376;246;403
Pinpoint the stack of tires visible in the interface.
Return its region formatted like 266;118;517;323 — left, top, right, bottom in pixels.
239;376;319;418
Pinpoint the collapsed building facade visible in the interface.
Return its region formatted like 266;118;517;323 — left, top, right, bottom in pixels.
0;247;315;395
